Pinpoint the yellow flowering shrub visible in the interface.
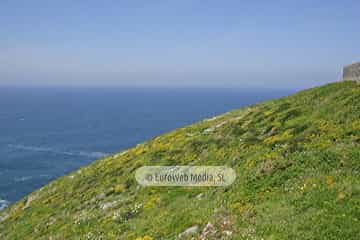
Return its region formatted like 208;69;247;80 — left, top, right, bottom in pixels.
136;236;153;240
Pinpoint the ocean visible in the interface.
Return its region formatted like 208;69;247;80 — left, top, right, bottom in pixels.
0;86;294;210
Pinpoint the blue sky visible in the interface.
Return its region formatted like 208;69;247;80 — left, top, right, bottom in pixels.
1;0;359;88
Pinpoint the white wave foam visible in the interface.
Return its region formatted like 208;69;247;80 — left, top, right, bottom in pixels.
0;199;9;211
14;174;52;182
7;144;109;158
14;176;33;182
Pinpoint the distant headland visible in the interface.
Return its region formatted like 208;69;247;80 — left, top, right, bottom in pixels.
343;62;360;82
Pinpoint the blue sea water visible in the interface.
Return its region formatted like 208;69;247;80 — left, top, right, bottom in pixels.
0;86;294;210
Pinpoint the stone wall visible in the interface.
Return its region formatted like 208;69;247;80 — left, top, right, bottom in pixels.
343;62;360;82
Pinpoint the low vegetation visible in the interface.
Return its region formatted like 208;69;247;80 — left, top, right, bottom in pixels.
1;81;360;239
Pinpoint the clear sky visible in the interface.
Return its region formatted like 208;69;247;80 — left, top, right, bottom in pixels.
1;0;359;88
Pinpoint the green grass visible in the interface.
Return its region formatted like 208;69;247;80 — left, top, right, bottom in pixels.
1;81;360;239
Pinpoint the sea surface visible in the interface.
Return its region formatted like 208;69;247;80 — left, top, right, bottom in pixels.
0;86;294;210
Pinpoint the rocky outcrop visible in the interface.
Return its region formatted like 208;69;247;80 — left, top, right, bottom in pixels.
178;225;199;238
343;62;360;82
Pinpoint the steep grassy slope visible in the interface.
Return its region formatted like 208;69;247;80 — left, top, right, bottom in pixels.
1;81;360;240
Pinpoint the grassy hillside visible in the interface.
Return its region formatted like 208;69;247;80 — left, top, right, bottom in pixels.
1;81;360;240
